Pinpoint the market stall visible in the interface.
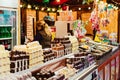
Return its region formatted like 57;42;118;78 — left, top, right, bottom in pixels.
0;0;120;80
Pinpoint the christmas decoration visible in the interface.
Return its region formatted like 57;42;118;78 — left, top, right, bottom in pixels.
73;20;88;39
43;0;49;3
82;0;94;5
89;9;100;31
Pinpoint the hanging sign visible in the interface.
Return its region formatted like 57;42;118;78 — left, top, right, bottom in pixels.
26;15;34;41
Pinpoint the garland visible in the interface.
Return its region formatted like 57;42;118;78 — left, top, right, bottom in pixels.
112;0;120;5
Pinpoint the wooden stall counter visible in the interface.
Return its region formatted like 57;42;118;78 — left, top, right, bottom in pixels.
97;46;120;80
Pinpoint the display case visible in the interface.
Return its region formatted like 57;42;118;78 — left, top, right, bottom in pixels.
0;7;18;50
0;40;119;80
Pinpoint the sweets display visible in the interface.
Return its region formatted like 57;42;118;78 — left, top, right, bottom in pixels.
66;52;95;72
33;69;55;80
26;41;43;68
54;67;75;79
79;41;113;59
0;45;5;50
43;48;55;62
61;38;72;55
0;45;10;76
48;74;65;80
51;43;65;58
10;50;29;73
11;41;44;69
67;36;79;53
0;37;116;80
0;71;37;80
51;37;72;58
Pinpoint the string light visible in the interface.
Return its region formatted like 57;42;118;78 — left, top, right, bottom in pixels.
70;10;72;12
20;4;23;8
21;1;96;11
27;4;31;9
88;7;91;10
56;0;60;2
52;8;56;11
47;8;51;11
35;7;39;10
78;7;81;10
41;7;45;11
112;0;120;5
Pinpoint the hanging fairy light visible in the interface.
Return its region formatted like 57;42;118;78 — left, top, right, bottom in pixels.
88;7;91;10
112;0;120;5
78;7;81;10
52;8;56;11
70;10;72;12
47;8;51;11
20;4;23;8
27;4;31;9
41;7;45;11
35;6;39;10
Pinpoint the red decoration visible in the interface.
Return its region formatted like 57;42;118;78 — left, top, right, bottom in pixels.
50;0;69;6
62;6;69;11
62;6;67;10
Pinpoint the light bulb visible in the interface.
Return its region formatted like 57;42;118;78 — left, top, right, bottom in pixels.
35;7;39;10
56;0;60;2
27;4;31;9
20;4;23;8
78;8;81;10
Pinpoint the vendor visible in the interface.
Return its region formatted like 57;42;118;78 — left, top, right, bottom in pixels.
34;20;52;48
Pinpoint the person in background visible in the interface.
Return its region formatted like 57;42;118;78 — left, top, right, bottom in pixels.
34;20;52;49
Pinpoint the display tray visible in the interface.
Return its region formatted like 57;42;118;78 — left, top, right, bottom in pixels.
94;47;113;60
79;41;119;61
96;46;119;65
68;63;97;80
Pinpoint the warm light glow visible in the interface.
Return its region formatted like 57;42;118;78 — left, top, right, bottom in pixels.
57;9;62;12
108;4;111;7
114;6;118;10
41;7;45;11
20;4;23;8
52;8;56;11
35;7;39;10
70;10;72;12
78;8;81;10
47;8;51;11
27;4;31;9
88;7;91;10
56;0;60;2
96;0;99;2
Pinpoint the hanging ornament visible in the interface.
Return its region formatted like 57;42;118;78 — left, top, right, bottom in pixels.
50;0;68;6
89;10;100;31
73;20;87;39
62;6;67;10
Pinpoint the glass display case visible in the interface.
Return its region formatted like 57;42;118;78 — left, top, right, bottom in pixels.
0;8;17;50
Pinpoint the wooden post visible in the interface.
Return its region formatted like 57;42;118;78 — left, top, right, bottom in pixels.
118;10;120;43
